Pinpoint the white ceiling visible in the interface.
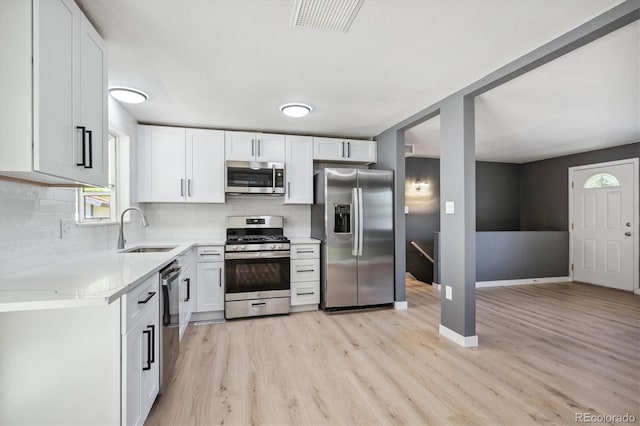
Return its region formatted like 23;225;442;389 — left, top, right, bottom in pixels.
405;20;640;163
77;0;629;144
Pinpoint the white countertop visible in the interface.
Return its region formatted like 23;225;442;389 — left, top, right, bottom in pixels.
0;238;318;313
0;241;225;313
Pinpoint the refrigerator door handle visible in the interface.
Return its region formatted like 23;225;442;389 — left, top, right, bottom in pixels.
352;188;359;256
358;187;364;256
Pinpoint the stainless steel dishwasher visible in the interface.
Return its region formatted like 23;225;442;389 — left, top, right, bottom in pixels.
159;260;181;394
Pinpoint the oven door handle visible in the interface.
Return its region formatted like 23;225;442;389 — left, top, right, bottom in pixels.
225;251;290;260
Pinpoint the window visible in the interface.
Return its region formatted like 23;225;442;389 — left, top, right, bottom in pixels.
77;129;130;224
583;173;620;189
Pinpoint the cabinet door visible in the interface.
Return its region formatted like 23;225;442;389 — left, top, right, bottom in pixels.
284;136;313;204
346;139;377;163
179;264;193;340
33;0;79;181
255;133;285;163
140;306;159;418
313;137;344;161
196;262;224;312
186;129;225;203
139;125;186;202
123;321;144;426
224;131;255;161
77;14;108;187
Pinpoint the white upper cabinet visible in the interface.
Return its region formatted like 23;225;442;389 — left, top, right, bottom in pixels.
284;135;313;204
313;137;377;164
186;129;225;203
0;0;108;186
138;125;225;203
225;131;285;163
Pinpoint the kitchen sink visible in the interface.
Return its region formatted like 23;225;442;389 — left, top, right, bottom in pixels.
120;246;177;253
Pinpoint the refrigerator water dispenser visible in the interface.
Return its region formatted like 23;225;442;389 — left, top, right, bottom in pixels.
334;204;351;233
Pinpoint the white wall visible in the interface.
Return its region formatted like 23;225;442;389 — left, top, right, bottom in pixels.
142;197;310;240
0;98;142;276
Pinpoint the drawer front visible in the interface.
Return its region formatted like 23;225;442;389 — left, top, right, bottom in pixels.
196;246;224;263
225;297;290;319
291;281;320;306
123;274;160;334
291;244;319;259
291;259;320;282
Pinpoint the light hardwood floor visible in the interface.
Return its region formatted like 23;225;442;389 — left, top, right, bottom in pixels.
146;281;640;425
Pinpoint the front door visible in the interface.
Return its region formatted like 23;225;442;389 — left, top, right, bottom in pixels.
571;160;638;291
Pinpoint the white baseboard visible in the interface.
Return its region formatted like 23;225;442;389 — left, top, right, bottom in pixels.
439;324;478;347
476;276;571;288
394;301;408;310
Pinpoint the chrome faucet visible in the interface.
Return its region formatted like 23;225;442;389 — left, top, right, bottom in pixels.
117;207;150;249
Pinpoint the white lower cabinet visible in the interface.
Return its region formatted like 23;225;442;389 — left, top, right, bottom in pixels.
0;274;162;426
195;246;225;314
178;249;195;340
122;276;160;426
290;243;320;310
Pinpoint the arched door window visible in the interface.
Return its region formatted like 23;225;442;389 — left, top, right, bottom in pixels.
583;173;620;189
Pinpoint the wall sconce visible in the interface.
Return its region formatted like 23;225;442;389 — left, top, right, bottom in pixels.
414;178;429;191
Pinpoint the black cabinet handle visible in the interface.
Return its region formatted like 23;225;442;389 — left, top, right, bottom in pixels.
347;141;351;158
184;278;190;302
137;291;156;304
147;324;155;364
251;302;266;307
85;129;93;169
142;329;152;371
219;268;222;287
297;269;315;272
76;126;86;166
297;291;315;296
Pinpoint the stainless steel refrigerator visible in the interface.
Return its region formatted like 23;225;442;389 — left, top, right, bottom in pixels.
311;168;394;309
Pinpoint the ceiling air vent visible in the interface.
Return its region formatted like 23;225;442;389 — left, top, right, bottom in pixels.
405;144;415;157
290;0;365;33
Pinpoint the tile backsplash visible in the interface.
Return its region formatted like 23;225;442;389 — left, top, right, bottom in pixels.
0;179;143;276
141;196;310;240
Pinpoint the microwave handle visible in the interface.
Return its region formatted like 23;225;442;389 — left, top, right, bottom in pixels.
272;164;276;193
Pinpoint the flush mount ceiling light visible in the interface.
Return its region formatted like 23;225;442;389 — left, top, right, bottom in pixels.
109;87;148;104
280;103;312;118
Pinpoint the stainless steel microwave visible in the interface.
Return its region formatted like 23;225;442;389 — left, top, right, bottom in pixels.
225;161;285;195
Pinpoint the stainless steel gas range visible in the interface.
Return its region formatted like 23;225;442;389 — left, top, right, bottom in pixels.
224;216;291;319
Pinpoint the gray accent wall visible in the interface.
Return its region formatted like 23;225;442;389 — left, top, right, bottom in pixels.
405;158;520;284
520;142;639;231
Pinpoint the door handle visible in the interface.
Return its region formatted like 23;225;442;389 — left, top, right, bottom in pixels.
347;141;351;158
358;188;364;256
219;268;222;287
180;179;185;197
187;179;192;197
287;182;291;199
352;188;359;256
85;129;93;169
251;139;255;157
342;141;346;158
625;232;632;237
626;222;632;227
147;324;155;363
184;278;190;302
76;126;87;166
258;139;261;157
142;329;152;371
